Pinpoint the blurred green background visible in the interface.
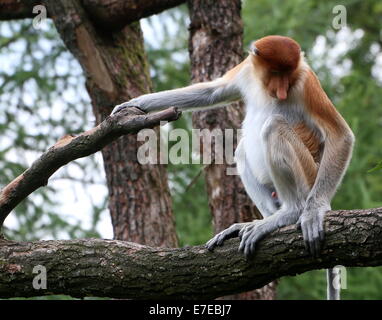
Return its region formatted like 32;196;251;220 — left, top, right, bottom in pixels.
1;0;381;299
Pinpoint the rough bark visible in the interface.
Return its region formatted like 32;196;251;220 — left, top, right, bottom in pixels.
0;0;40;20
187;0;274;299
81;0;186;30
0;107;181;228
1;208;381;299
44;0;177;247
0;0;185;29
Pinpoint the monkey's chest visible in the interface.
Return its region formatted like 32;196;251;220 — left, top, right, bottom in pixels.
241;112;274;184
241;111;321;184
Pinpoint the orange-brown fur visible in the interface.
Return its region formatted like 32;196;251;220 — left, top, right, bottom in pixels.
293;122;321;164
303;70;345;135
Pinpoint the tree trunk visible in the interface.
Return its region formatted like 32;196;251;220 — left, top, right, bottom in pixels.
45;0;177;247
187;0;276;299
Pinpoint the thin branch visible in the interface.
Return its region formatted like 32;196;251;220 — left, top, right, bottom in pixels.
0;107;181;227
1;207;381;299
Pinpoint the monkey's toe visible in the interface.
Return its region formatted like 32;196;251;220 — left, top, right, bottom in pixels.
206;223;244;251
206;233;226;251
238;226;259;257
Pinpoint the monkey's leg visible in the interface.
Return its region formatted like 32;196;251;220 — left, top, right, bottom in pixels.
238;114;318;257
206;141;280;251
235;139;280;218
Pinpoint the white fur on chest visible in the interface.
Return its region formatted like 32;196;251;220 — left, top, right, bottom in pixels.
240;90;277;184
237;82;306;185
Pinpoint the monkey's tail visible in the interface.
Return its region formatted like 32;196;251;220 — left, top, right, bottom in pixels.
326;268;340;300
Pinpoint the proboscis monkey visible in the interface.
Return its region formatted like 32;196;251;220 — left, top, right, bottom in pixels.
112;35;354;300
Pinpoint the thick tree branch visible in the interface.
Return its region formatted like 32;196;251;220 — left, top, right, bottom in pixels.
0;107;181;227
0;0;186;28
1;207;381;299
0;0;40;20
81;0;186;30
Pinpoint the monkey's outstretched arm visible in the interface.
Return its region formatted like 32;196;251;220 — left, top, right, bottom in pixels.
298;71;355;256
111;59;250;115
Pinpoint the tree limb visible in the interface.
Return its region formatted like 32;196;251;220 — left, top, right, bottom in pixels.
0;0;40;20
81;0;187;30
0;0;186;28
1;207;381;299
0;107;181;227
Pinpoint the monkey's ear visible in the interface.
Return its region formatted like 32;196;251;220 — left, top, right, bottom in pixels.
249;42;259;56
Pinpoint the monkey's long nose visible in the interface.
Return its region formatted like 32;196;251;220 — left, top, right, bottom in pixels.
276;75;289;100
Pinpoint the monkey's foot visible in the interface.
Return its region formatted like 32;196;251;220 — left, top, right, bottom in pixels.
206;223;247;251
238;220;271;257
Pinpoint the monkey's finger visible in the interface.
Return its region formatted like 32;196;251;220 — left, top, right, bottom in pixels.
239;225;251;239
238;228;254;252
318;217;325;242
212;234;226;247
218;228;240;244
216;234;228;246
238;226;249;240
243;232;256;256
306;224;314;256
296;216;302;230
241;235;253;257
249;234;260;256
301;222;309;252
244;242;252;257
207;227;240;250
206;235;222;250
239;235;249;252
205;239;217;251
239;229;244;240
242;229;258;256
312;222;321;257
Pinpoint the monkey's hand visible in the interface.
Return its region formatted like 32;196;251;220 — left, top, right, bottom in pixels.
206;223;247;251
297;203;330;257
111;98;142;115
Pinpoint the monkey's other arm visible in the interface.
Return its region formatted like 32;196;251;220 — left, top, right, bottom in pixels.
297;71;355;257
110;60;248;115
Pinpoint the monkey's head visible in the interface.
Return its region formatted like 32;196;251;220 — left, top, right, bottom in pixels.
250;35;302;100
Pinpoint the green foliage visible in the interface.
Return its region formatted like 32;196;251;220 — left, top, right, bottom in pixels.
369;160;382;173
